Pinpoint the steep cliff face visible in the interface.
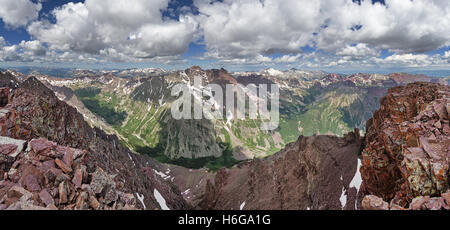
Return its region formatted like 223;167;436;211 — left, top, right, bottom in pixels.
199;130;364;210
361;82;449;209
0;73;190;210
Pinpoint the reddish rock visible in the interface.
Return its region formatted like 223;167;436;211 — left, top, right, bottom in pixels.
75;192;88;210
62;150;73;168
40;160;55;173
405;195;449;210
72;168;83;189
29;138;55;155
104;186;118;205
24;174;41;192
0;144;17;156
44;167;63;184
0;136;25;158
119;192;136;206
442;191;450;205
47;204;58;210
58;181;69;204
39;189;54;206
424;197;448;210
362;195;389;210
56;146;84;161
409;196;431;210
55;158;72;174
433;101;447;120
7;185;32;200
89;196;100;210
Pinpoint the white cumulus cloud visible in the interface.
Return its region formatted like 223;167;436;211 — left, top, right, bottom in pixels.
194;0;450;65
0;0;42;27
27;0;198;61
1;0;449;69
195;0;322;60
336;43;380;58
317;0;450;53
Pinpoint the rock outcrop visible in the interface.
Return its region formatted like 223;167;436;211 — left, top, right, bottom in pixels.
0;73;190;210
361;82;449;209
199;131;363;210
0;137;139;210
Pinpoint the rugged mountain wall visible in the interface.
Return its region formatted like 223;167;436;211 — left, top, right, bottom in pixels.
0;72;190;210
198;130;363;210
361;82;450;210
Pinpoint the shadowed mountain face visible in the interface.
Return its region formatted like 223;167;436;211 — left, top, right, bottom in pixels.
26;67;447;170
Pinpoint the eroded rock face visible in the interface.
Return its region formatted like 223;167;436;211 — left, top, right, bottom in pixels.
199;131;363;210
0;74;190;210
361;82;450;208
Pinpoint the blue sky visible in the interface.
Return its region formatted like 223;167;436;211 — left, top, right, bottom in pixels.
0;0;449;73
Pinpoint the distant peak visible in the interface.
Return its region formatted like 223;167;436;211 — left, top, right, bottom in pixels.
187;66;203;71
265;68;283;76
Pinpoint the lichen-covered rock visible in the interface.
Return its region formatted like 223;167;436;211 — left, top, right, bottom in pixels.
362;195;389;210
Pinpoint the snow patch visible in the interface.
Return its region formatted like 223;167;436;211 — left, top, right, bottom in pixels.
240;201;246;210
136;193;146;209
339;187;347;210
349;158;363;209
266;68;283;76
154;189;170;210
153;169;172;180
182;189;190;195
349;159;362;194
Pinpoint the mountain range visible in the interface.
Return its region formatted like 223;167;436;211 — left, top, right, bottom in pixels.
18;67;449;170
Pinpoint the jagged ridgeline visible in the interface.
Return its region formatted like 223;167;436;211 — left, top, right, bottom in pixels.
34;67;445;170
